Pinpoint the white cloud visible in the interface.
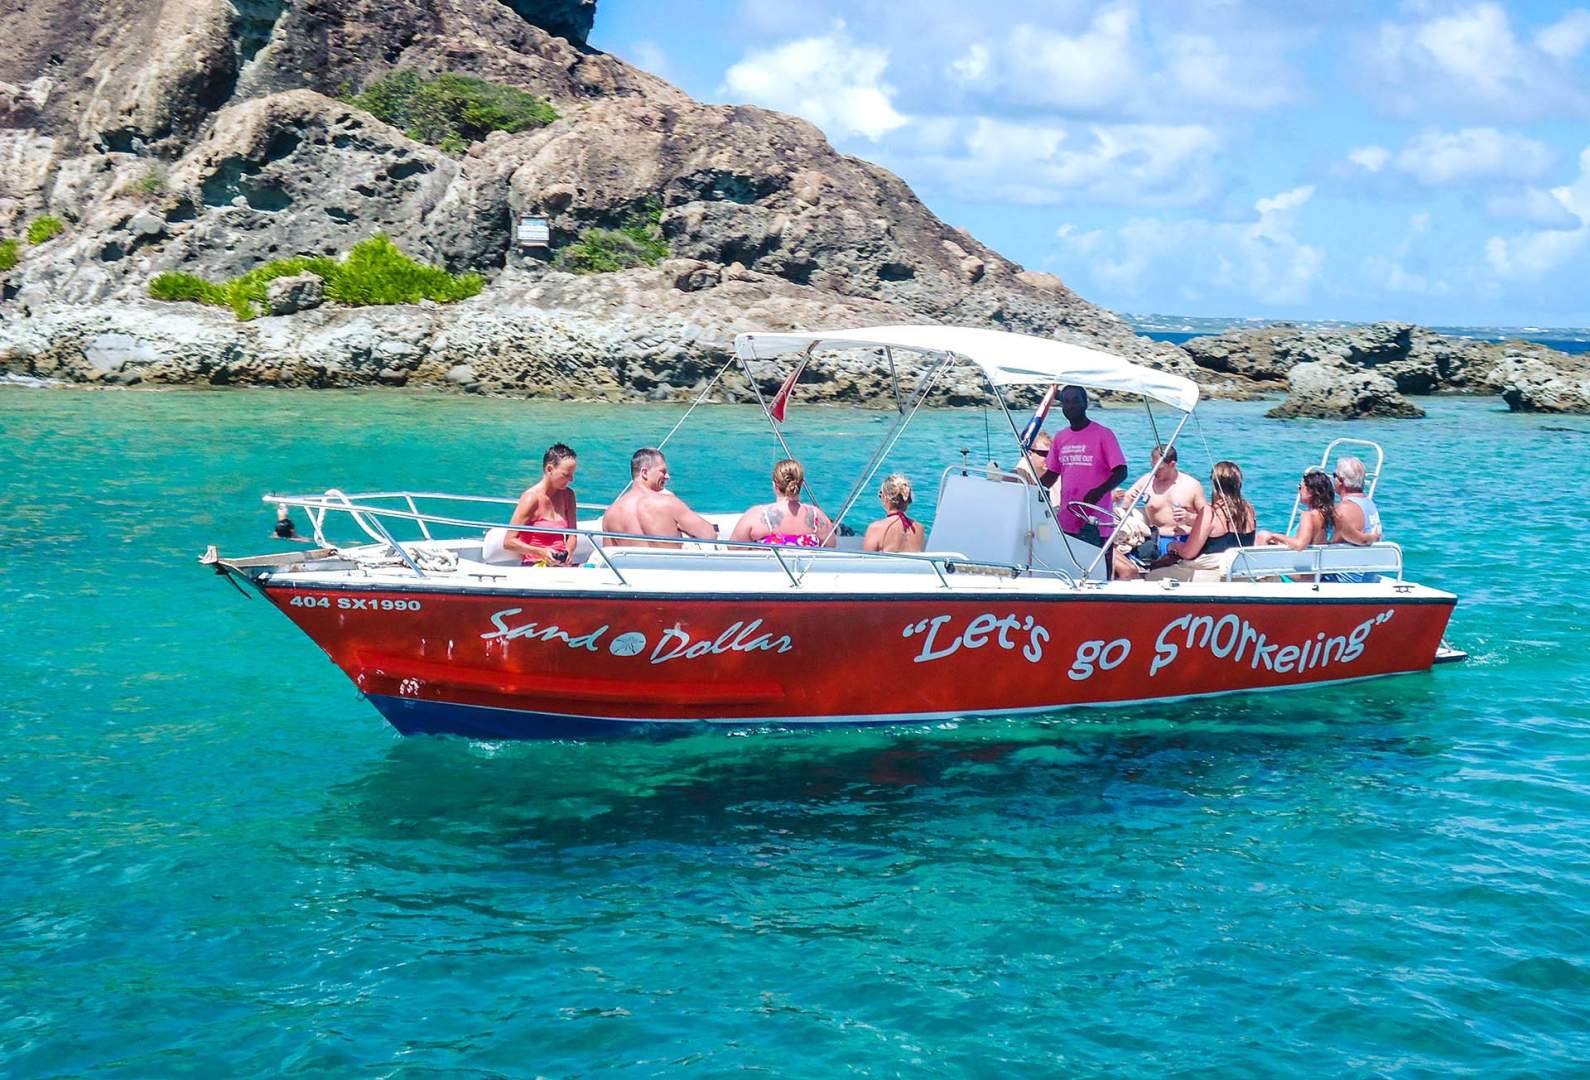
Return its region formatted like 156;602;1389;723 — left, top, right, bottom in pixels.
1008;7;1142;112
623;40;670;78
934;3;1297;119
722;25;907;141
1359;4;1587;118
917;119;1221;207
1395;128;1554;185
1362;213;1448;295
1159;32;1294;110
1341;128;1554;187
1535;9;1590;59
1055;223;1104;254
1055;186;1324;305
949;43;990;83
1484;147;1590;278
1364;256;1449;296
1484;228;1590;278
1348;145;1391;172
1486;188;1581;228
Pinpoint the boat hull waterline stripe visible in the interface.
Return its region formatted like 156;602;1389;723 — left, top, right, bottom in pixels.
266;584;1455;734
368;669;1426;738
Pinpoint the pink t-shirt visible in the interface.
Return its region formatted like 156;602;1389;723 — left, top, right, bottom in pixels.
1045;420;1126;535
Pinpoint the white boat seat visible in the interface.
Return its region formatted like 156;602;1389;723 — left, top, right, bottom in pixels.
1222;542;1403;581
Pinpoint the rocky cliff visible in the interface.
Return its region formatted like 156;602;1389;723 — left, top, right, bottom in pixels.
0;0;1199;402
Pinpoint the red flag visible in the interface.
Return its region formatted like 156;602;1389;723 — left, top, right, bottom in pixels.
769;354;810;423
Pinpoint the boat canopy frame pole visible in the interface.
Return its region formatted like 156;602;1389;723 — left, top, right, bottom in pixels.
816;348;956;554
1284;437;1386;536
604;354;741;508
1080;407;1193;581
736;343;834;522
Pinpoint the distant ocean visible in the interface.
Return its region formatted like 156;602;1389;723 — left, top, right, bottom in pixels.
1128;313;1590;355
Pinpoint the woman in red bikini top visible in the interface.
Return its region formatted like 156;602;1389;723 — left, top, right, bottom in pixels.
505;442;579;566
863;473;927;553
729;458;837;549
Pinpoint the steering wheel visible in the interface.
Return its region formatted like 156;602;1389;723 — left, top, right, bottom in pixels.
1066;500;1126;530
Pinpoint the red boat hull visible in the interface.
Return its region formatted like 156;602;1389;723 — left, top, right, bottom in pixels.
263;582;1456;737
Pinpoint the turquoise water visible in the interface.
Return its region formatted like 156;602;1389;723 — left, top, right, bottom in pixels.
4;388;1589;1076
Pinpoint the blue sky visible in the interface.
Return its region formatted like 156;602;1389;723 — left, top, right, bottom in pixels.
593;1;1590;327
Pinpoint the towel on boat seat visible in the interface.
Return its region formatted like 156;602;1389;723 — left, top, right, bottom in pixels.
1111;509;1151;553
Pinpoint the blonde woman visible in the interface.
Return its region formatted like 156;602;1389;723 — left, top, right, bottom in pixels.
730;459;836;548
863;474;926;553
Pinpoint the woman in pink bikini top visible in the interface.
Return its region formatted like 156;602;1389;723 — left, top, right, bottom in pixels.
863;473;926;553
729;458;837;549
505;442;579;566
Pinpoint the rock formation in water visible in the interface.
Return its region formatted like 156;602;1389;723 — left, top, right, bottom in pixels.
0;0;1201;402
1492;354;1590;413
1185;321;1589;417
1264;363;1424;420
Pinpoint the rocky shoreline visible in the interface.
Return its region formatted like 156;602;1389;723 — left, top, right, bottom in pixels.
5;294;1588;417
3;1;1588;416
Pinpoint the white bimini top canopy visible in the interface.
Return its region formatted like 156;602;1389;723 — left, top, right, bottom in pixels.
735;324;1199;412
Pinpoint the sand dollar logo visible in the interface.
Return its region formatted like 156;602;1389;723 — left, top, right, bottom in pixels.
609;631;647;657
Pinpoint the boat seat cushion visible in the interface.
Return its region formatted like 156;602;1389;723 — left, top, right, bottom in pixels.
1223;542;1402;580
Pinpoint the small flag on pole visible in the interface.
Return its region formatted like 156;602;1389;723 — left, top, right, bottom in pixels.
769;354;810;423
1018;383;1059;450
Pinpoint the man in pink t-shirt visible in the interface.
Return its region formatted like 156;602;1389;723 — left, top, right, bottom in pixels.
1039;385;1128;545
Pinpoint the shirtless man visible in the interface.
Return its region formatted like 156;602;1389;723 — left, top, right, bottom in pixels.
1116;444;1206;578
601;448;717;549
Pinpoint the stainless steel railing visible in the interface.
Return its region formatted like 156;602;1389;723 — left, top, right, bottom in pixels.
263;490;1077;591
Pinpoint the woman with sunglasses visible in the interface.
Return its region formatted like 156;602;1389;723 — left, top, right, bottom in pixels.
1255;466;1336;550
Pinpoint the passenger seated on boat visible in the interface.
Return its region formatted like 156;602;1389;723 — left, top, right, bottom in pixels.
1148;460;1257;582
504;442;578;566
1114;444;1205;580
1326;455;1382;583
1255;466;1335;555
1331;456;1382;546
601;448;718;549
729;458;837;548
863;474;926;553
1011;432;1051;484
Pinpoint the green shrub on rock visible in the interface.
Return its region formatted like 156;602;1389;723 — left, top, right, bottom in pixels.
147;235;483;320
136;167;167;199
554;201;669;274
349;71;557;154
26;216;64;245
0;239;18;272
326;234;483;305
149;272;227;306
